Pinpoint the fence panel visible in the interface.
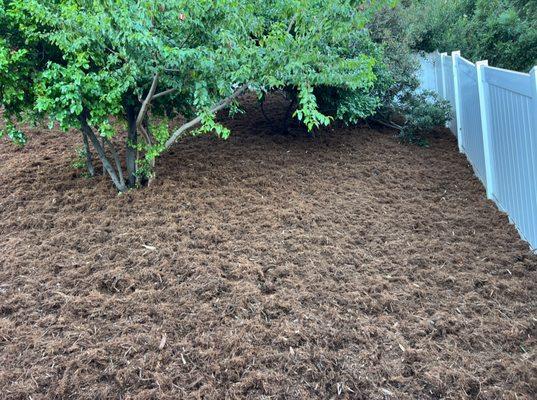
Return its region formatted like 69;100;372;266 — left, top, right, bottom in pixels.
416;52;537;251
417;54;438;93
441;55;458;135
480;65;537;247
455;56;487;185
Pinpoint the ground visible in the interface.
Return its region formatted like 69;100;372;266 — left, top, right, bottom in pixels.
0;95;536;400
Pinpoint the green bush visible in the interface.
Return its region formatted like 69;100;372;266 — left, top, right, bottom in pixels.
312;2;452;144
393;91;452;145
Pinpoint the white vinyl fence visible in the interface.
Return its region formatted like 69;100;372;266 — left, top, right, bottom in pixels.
418;51;537;251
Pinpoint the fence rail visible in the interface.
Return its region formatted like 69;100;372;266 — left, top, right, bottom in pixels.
418;51;537;251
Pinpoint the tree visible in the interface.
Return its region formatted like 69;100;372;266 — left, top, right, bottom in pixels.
2;0;395;192
2;0;450;192
5;0;257;191
250;0;392;132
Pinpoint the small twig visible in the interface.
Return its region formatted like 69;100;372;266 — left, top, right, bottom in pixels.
139;124;153;147
104;46;129;63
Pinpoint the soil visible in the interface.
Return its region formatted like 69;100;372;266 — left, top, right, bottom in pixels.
0;94;536;400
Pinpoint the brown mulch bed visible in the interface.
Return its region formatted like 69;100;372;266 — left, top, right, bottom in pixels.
0;95;536;400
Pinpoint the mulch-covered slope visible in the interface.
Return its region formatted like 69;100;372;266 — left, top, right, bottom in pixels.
0;95;535;400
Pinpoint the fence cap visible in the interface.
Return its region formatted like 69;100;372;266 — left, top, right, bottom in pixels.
452;50;461;57
476;60;489;67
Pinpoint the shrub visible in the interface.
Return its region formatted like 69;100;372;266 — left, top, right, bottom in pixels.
372;3;452;144
311;1;452;143
389;91;452;145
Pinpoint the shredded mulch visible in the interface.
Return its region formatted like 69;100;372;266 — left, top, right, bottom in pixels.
0;95;536;399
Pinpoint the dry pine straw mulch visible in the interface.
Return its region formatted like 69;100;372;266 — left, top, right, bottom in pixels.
0;95;536;400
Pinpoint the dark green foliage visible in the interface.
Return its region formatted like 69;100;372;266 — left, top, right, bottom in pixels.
368;2;452;143
394;91;452;145
404;0;537;72
307;2;452;144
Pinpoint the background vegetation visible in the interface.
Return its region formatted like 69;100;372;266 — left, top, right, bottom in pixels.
403;0;537;72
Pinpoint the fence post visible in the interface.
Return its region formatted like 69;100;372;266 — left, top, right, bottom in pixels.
531;67;537;136
434;51;442;94
440;52;448;100
451;51;464;152
530;67;537;249
476;60;495;200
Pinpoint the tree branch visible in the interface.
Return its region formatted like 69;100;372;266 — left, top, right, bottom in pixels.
152;88;177;99
125;103;138;188
142;117;156;186
136;73;160;127
371;118;403;131
139;121;153;147
287;14;298;33
165;85;247;150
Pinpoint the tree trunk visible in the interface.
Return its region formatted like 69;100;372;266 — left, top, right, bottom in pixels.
100;137;106;176
104;138;126;189
125;105;138;188
79;113;127;192
281;97;296;133
81;129;95;177
143;116;156;186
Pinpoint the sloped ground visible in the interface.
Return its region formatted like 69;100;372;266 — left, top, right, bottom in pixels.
0;95;535;400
